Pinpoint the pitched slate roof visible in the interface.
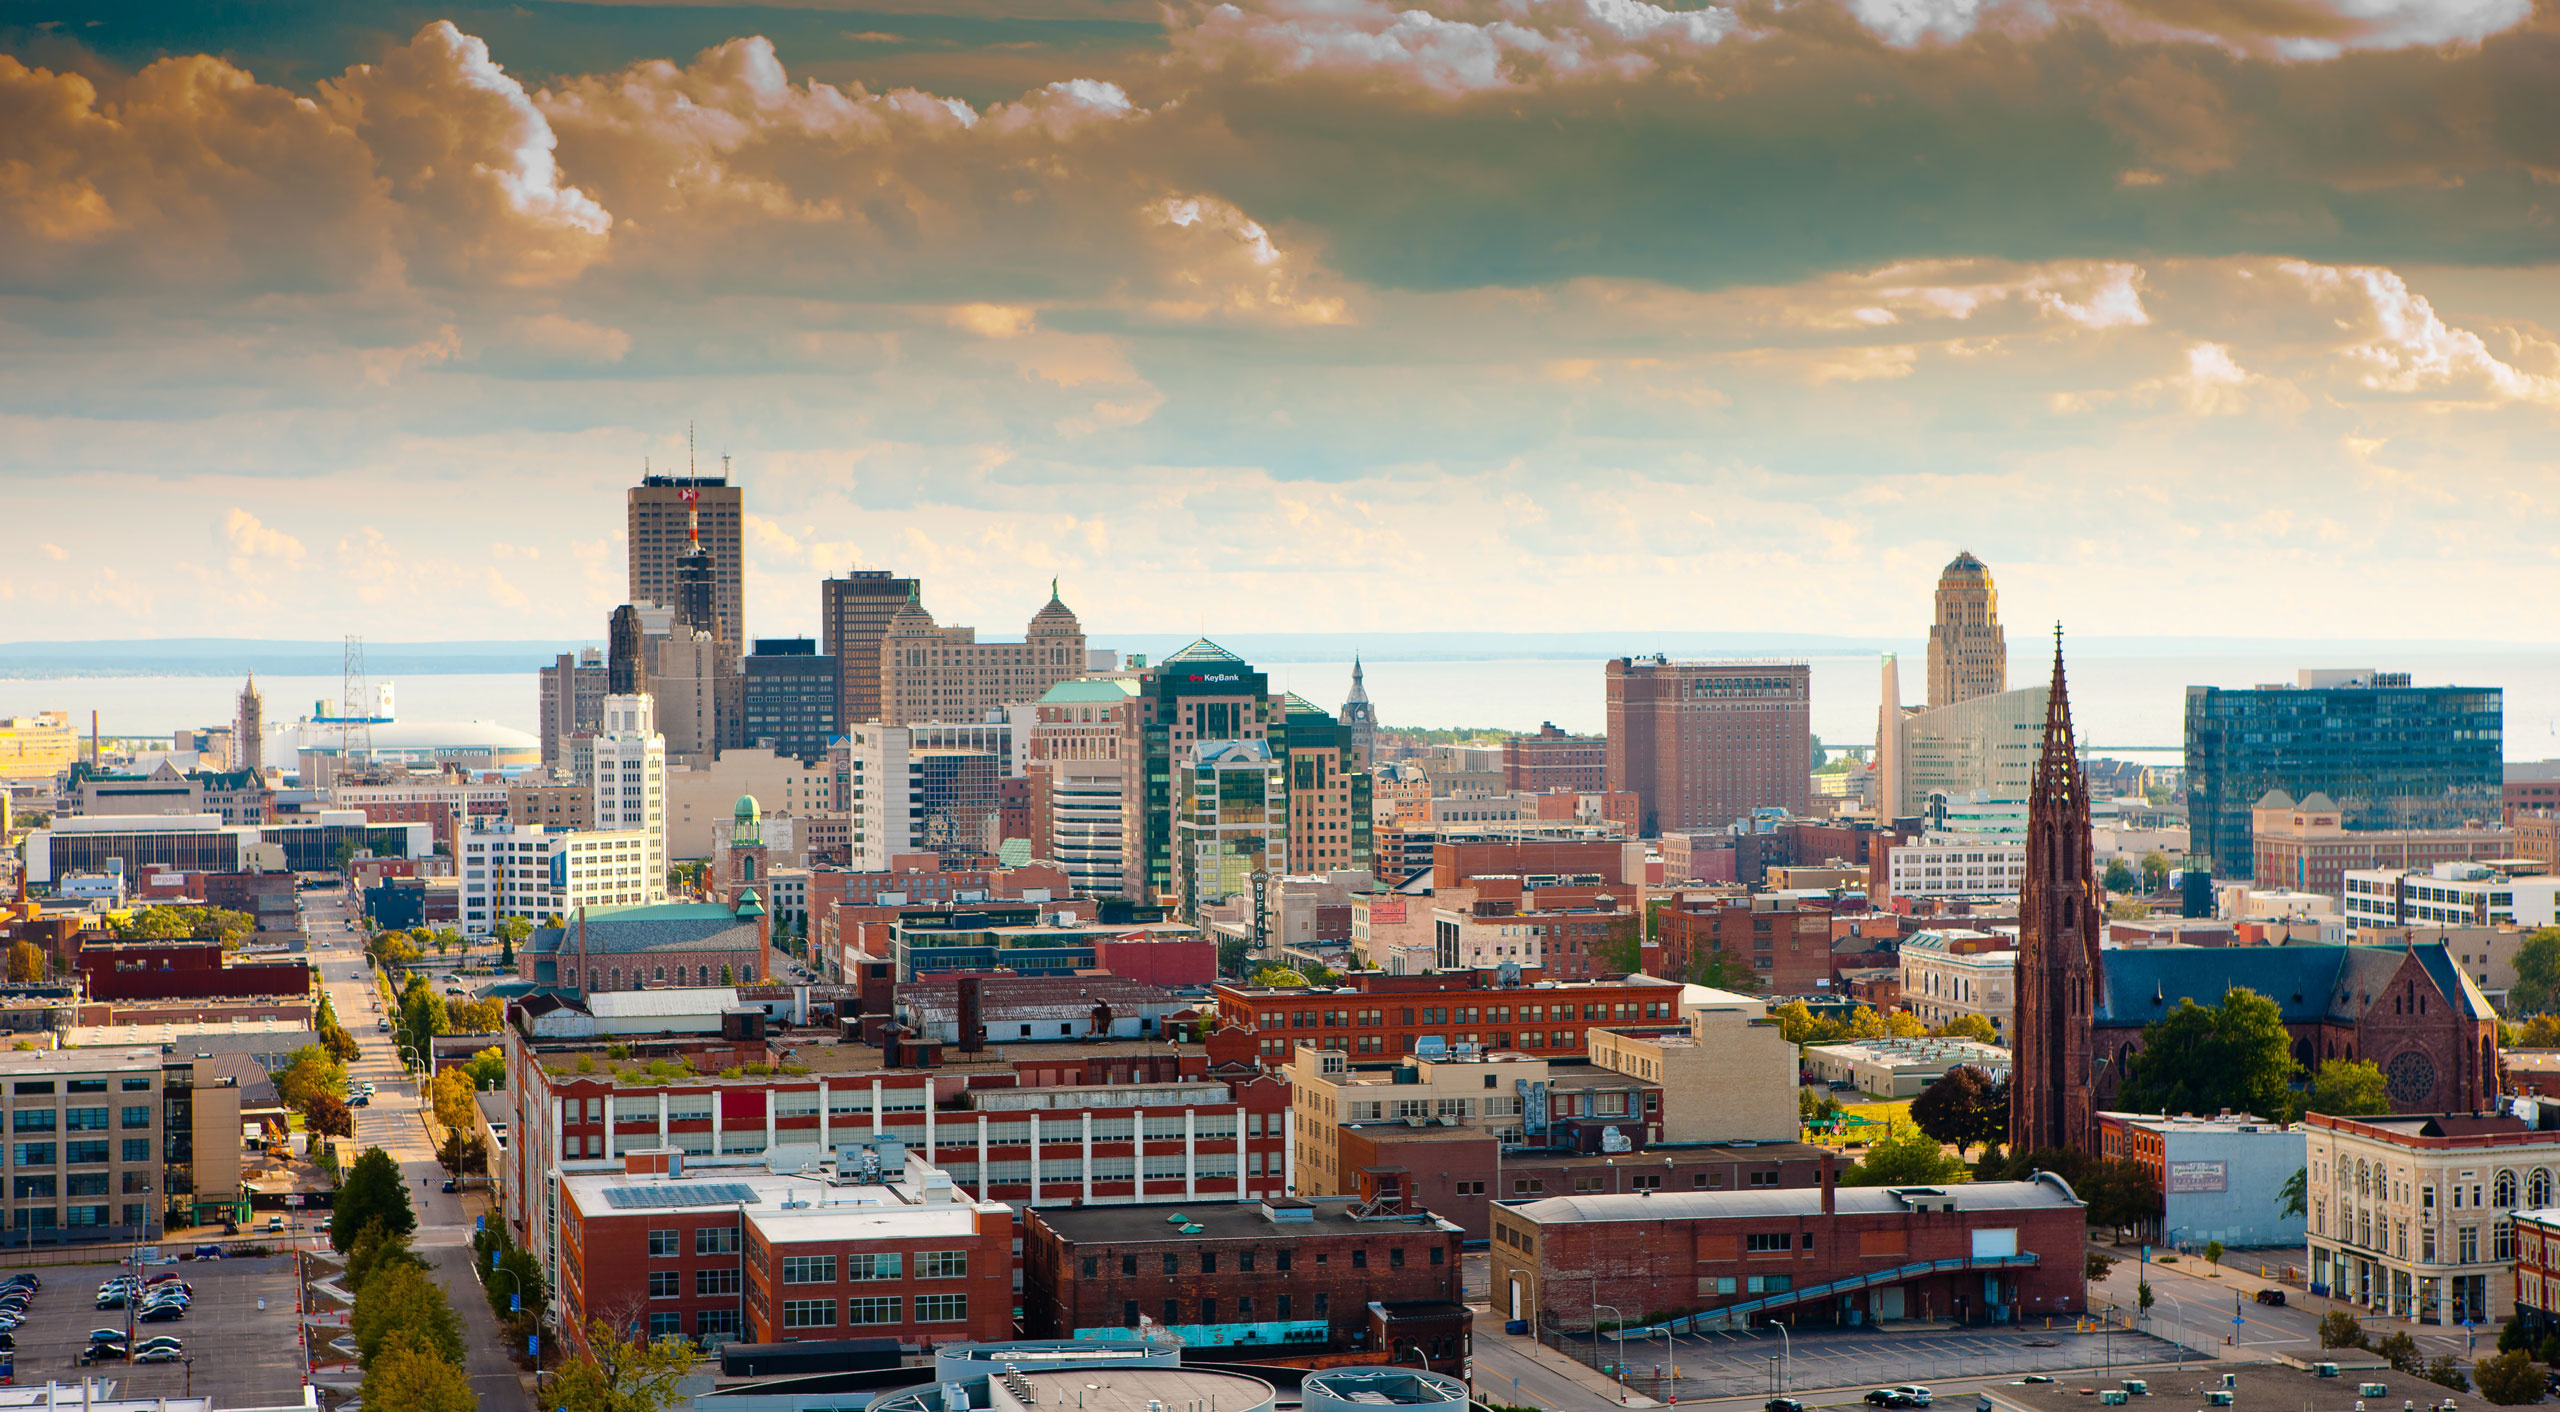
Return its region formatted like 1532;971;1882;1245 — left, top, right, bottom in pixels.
525;901;762;957
2093;941;2492;1029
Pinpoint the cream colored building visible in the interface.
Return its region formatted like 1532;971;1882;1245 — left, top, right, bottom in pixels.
2303;1111;2560;1326
1583;1003;1795;1145
1801;1036;2011;1098
1898;928;2018;1039
1285;1046;1544;1197
0;712;79;780
665;748;835;860
880;587;1085;728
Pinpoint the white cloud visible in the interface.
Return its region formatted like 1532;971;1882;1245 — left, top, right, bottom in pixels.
222;509;304;564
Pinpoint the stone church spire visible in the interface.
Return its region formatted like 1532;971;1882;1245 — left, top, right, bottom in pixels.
2008;627;2101;1157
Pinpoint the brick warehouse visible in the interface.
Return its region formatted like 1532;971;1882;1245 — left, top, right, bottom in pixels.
1487;1171;2086;1331
1024;1197;1469;1373
1211;969;1684;1070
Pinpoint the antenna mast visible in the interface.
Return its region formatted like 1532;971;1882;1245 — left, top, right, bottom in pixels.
342;635;374;765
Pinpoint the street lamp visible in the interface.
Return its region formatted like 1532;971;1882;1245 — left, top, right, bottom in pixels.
489;1256;538;1376
1592;1303;1628;1404
1771;1319;1791;1394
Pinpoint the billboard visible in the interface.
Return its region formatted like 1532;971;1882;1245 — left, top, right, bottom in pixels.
2167;1160;2228;1194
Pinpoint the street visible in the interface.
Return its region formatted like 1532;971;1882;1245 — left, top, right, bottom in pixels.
303;881;534;1412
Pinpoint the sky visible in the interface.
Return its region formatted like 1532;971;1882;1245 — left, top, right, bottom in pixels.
4;0;2559;646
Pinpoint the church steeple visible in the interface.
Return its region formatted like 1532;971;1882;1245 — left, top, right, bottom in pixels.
1338;655;1377;770
2009;626;2101;1157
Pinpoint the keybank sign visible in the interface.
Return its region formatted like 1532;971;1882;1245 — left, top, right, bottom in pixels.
1188;673;1242;683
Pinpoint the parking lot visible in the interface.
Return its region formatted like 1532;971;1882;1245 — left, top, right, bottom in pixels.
0;1255;305;1405
1557;1323;2201;1401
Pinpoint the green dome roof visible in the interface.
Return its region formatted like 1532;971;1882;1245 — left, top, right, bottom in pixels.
734;794;761;822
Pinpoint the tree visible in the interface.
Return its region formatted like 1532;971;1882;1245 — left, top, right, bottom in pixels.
1253;966;1309;987
332;1147;416;1254
2305;1059;2393;1117
496;914;532;969
1684;949;1764;993
2116;989;2298;1122
1842;1121;1969;1186
1216;935;1251;978
430;1067;478;1131
6;941;43;982
1935;1014;1999;1043
2077;1158;2164;1239
1911;1065;2009;1156
461;1047;507;1090
2203;1239;2224;1272
2087;1252;2117;1282
275;1046;349;1114
2476;1350;2545;1405
2103;858;2138;894
2136;1282;2154;1314
360;1330;476;1412
2515;927;2560;1017
2424;1357;2469;1393
2373;1330;2422;1374
546;1316;704;1412
1771;1000;1833;1046
1883;1010;1930;1039
2140;850;2171;894
351;1261;464;1368
720;964;736;985
305;1093;355;1139
2319;1311;2370;1350
450;997;505;1033
2278;1166;2308;1218
346;1222;428;1294
1836;1006;1889;1041
2517;1015;2560;1049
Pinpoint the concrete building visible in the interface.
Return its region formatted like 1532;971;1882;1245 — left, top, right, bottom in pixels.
1583;1002;1798;1144
1652;890;1838;995
881;585;1085;729
0;711;79;781
1876;652;2045;822
2301;1109;2560;1324
1027;679;1140;899
1488;1173;2085;1331
589;694;668;901
1286;1047;1659;1197
879;904;1197;984
538;649;608;773
2344;862;2560;934
666;749;836;861
2253;791;2515;898
1885;836;2026;901
1898;928;2017;1039
821;569;920;731
1606;659;1811;836
1427;882;1632;982
26;811;429;884
1926;550;2007;709
1331;1123;1826;1242
458;820;658;934
1173;739;1287;924
1802;1036;2011;1098
630;471;744;664
1117;641;1278;907
2187;671;2504;881
0;1045;244;1243
845;723;1020;871
508;778;595;831
2097;1111;2305;1250
1283;697;1371;878
741;638;839;765
653;628;725;766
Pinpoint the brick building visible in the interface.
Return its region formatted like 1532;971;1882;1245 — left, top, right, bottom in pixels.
1023;1197;1468;1371
1605;659;1810;836
518;898;772;994
1488;1171;2087;1331
1652;890;1837;994
1334;1124;1826;1241
1503;724;1607;795
73;939;311;1003
1211;970;1685;1071
556;1144;1013;1351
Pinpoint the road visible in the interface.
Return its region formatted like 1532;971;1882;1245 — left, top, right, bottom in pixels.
2083;1241;2491;1367
302;881;535;1412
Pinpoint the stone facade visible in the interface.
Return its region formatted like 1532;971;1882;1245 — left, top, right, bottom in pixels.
2009;639;2099;1157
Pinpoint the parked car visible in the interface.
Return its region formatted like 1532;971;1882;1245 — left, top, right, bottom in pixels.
266;1216;286;1232
1895;1388;1934;1406
133;1336;181;1354
79;1346;126;1365
138;1302;186;1323
88;1329;127;1345
2017;1377;2056;1385
2254;1289;2287;1306
1768;1399;1806;1412
0;1274;38;1290
1866;1393;1912;1407
134;1346;184;1364
441;1179;457;1193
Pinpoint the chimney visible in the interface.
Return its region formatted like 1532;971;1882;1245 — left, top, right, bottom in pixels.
1820;1148;1837;1216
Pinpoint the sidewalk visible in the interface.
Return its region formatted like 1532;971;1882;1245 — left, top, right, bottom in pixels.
1500;1326;1671;1407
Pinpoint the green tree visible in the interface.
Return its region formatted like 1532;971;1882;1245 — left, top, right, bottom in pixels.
352;1261;464;1368
1910;1065;2009;1157
2305;1059;2393;1117
1216;935;1251;978
1934;1014;1998;1043
275;1046;349;1114
2517;1015;2560;1049
2203;1239;2224;1271
461;1047;507;1089
346;1222;428;1293
2423;1356;2469;1393
2086;1251;2117;1282
720;964;736;985
2103;858;2138;894
450;996;505;1032
2319;1311;2370;1350
2373;1329;2422;1374
2476;1350;2544;1405
2137;1282;2154;1314
1842;1121;1969;1186
546;1317;704;1412
2140;850;2172;893
474;1225;548;1322
2514;927;2560;1017
1770;1000;1836;1046
332;1147;416;1254
496;914;531;969
2117;989;2299;1121
360;1330;476;1412
2077;1157;2164;1240
2279;1166;2308;1218
430;1066;478;1131
1884;1010;1930;1038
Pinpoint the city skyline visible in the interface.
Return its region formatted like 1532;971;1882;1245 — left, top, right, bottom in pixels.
5;4;2559;641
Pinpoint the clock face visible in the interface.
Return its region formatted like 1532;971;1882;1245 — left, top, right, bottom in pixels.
2386;1049;2437;1108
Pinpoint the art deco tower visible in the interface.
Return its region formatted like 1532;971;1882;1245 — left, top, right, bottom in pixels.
1927;551;2007;708
1339;657;1377;770
235;673;263;774
2007;631;2101;1158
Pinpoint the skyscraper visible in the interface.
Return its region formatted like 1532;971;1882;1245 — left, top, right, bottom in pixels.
878;582;1086;728
1927;550;2007;709
2185;671;2503;880
740;638;839;764
235;674;263;775
537;650;608;772
1604;658;1810;836
1338;657;1377;770
590;693;668;903
628;470;743;664
2008;633;2099;1158
1120;639;1275;905
821;569;918;728
607;605;646;696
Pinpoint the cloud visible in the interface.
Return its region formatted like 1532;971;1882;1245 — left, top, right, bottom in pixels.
222;509;304;563
1143;195;1351;325
2283;261;2560;406
509;313;633;362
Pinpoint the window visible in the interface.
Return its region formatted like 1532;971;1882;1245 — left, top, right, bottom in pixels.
1202;1299;1218;1322
1430;1246;1446;1265
13;1111;54;1133
649;1312;684;1339
1201;1253;1217;1274
1315;1292;1329;1315
1121;1255;1137;1276
65;1141;107;1165
120;1078;149;1092
917;1251;968;1280
119;1107;149;1130
1352;1249;1368;1269
1277;1294;1291;1318
782;1299;836;1329
1238;1252;1255;1272
697;1228;740;1256
698;1309;743;1339
696;1269;742;1296
916;1294;968;1322
648;1229;679;1258
65;1173;107;1197
848;1253;902;1281
847;1297;902;1326
1275;1250;1291;1271
10;1082;50;1096
11;1143;51;1167
1745;1233;1792;1253
65;1079;104;1095
783;1256;837;1284
64;1108;107;1132
649;1271;680;1298
1082;1257;1098;1279
12;1176;54;1199
65;1204;107;1227
1389;1247;1404;1268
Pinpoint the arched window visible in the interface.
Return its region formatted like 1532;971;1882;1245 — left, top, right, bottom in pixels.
2357;1160;2370;1197
2497;1170;2518;1207
609;967;622;989
2531;1169;2551;1208
653;967;665;984
698;966;710;985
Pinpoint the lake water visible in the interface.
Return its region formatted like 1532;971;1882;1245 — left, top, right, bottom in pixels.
12;645;2560;764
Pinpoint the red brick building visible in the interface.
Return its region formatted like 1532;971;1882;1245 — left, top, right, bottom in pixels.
557;1147;1013;1352
1504;724;1607;795
1606;659;1810;837
1023;1197;1468;1371
1429;838;1635;888
73;939;312;1002
1652;890;1837;994
1488;1171;2087;1330
1211;970;1684;1070
1334;1124;1828;1241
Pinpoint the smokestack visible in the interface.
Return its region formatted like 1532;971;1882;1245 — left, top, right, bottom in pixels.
1820;1148;1837;1216
958;974;986;1052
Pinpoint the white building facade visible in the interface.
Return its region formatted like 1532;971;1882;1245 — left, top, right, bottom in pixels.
2344;863;2560;935
2302;1111;2560;1327
1897;928;2018;1039
459;821;659;934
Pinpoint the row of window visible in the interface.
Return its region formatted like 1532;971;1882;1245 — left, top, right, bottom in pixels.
9;1109;150;1134
646;1227;743;1257
781;1295;965;1328
1126;1293;1315;1325
1258;1001;1665;1029
10;1141;150;1166
9;1079;151;1096
649;1269;743;1297
779;1252;966;1284
1077;1244;1437;1279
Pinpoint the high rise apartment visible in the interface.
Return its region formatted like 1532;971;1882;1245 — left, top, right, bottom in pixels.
652;630;723;766
843;722;1017;869
1926;550;2006;708
0;1046;242;1245
821;570;919;728
589;693;667;899
628;472;744;664
1284;697;1371;876
538;650;608;772
741;638;840;764
1604;659;1810;836
880;584;1086;727
1028;679;1141;898
2185;670;2503;880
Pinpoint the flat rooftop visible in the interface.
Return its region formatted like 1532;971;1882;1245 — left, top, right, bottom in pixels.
0;1046;162;1075
561;1164;1007;1229
1983;1363;2482;1412
1032;1198;1459;1245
